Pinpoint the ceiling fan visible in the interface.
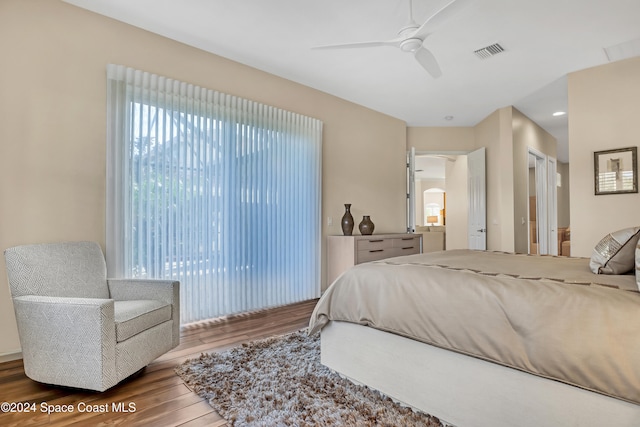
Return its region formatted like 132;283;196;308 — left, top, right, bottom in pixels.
313;0;467;78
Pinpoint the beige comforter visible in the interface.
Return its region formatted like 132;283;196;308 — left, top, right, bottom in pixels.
309;250;640;405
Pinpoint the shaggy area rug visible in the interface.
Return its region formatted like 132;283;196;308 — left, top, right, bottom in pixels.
175;330;443;426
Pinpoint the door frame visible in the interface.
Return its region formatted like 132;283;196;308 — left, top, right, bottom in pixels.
406;149;484;250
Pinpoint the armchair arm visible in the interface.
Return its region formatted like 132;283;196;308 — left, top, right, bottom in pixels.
107;279;180;347
107;278;179;305
12;295;117;391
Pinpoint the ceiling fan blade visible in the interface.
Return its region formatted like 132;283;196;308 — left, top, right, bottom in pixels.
313;36;403;50
413;0;467;39
414;47;442;78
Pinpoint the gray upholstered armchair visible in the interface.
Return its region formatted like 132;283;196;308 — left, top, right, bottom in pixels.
3;241;180;391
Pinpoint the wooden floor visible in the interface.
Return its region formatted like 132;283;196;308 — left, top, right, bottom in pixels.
0;299;318;427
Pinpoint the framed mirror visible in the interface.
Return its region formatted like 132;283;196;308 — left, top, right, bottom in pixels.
594;146;638;195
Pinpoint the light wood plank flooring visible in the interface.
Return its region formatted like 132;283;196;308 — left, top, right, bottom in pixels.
0;299;318;427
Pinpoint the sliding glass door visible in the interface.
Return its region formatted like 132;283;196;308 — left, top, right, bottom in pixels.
106;65;322;323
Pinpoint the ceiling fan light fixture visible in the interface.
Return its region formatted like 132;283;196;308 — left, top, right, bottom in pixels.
400;38;423;52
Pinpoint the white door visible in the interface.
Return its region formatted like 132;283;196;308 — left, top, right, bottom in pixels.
528;148;558;256
407;147;416;233
547;157;558;256
467;147;486;250
534;153;548;254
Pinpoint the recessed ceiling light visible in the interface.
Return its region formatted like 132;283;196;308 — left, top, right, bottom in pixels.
552;111;566;117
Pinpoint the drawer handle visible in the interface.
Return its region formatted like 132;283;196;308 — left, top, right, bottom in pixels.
402;246;415;250
369;239;384;243
369;249;384;253
401;237;414;240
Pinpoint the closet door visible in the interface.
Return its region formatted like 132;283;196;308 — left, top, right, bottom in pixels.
468;147;486;250
407;147;416;233
547;157;558;256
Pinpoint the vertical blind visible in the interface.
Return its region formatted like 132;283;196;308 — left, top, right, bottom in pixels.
106;64;322;323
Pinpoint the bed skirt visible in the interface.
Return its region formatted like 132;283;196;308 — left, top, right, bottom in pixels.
320;321;640;427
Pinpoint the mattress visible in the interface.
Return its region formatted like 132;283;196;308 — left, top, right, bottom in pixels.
309;250;640;404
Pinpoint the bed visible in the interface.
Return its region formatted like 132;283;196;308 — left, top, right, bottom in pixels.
308;249;640;427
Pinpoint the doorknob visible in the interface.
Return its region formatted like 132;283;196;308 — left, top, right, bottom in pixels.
477;228;487;233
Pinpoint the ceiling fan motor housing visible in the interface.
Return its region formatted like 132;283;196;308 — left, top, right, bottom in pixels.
400;38;423;52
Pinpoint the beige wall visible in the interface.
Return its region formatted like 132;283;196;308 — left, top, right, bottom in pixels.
0;1;407;357
511;108;557;254
568;57;640;257
407;127;476;152
473;107;516;252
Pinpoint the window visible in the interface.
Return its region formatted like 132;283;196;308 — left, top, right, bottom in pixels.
106;65;322;323
423;188;444;225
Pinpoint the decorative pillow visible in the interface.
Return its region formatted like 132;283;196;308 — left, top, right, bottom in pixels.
590;226;640;274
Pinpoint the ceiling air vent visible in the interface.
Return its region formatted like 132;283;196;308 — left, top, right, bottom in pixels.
474;43;505;59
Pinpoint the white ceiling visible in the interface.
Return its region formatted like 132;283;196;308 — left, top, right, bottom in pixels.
64;0;640;164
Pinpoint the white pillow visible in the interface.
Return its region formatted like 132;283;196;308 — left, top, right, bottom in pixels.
589;226;640;274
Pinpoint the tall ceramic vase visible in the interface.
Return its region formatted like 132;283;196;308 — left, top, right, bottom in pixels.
341;204;354;236
359;215;375;235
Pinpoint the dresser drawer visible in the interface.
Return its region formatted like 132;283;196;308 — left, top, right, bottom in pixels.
388;245;421;258
357;237;421;263
392;236;421;249
357;248;394;263
357;238;393;251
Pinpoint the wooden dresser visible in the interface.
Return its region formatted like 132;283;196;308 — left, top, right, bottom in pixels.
326;233;422;286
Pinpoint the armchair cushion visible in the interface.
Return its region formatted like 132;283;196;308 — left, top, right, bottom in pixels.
108;278;180;348
114;300;171;342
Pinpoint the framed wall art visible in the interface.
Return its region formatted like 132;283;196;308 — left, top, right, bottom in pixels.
594;146;638;195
